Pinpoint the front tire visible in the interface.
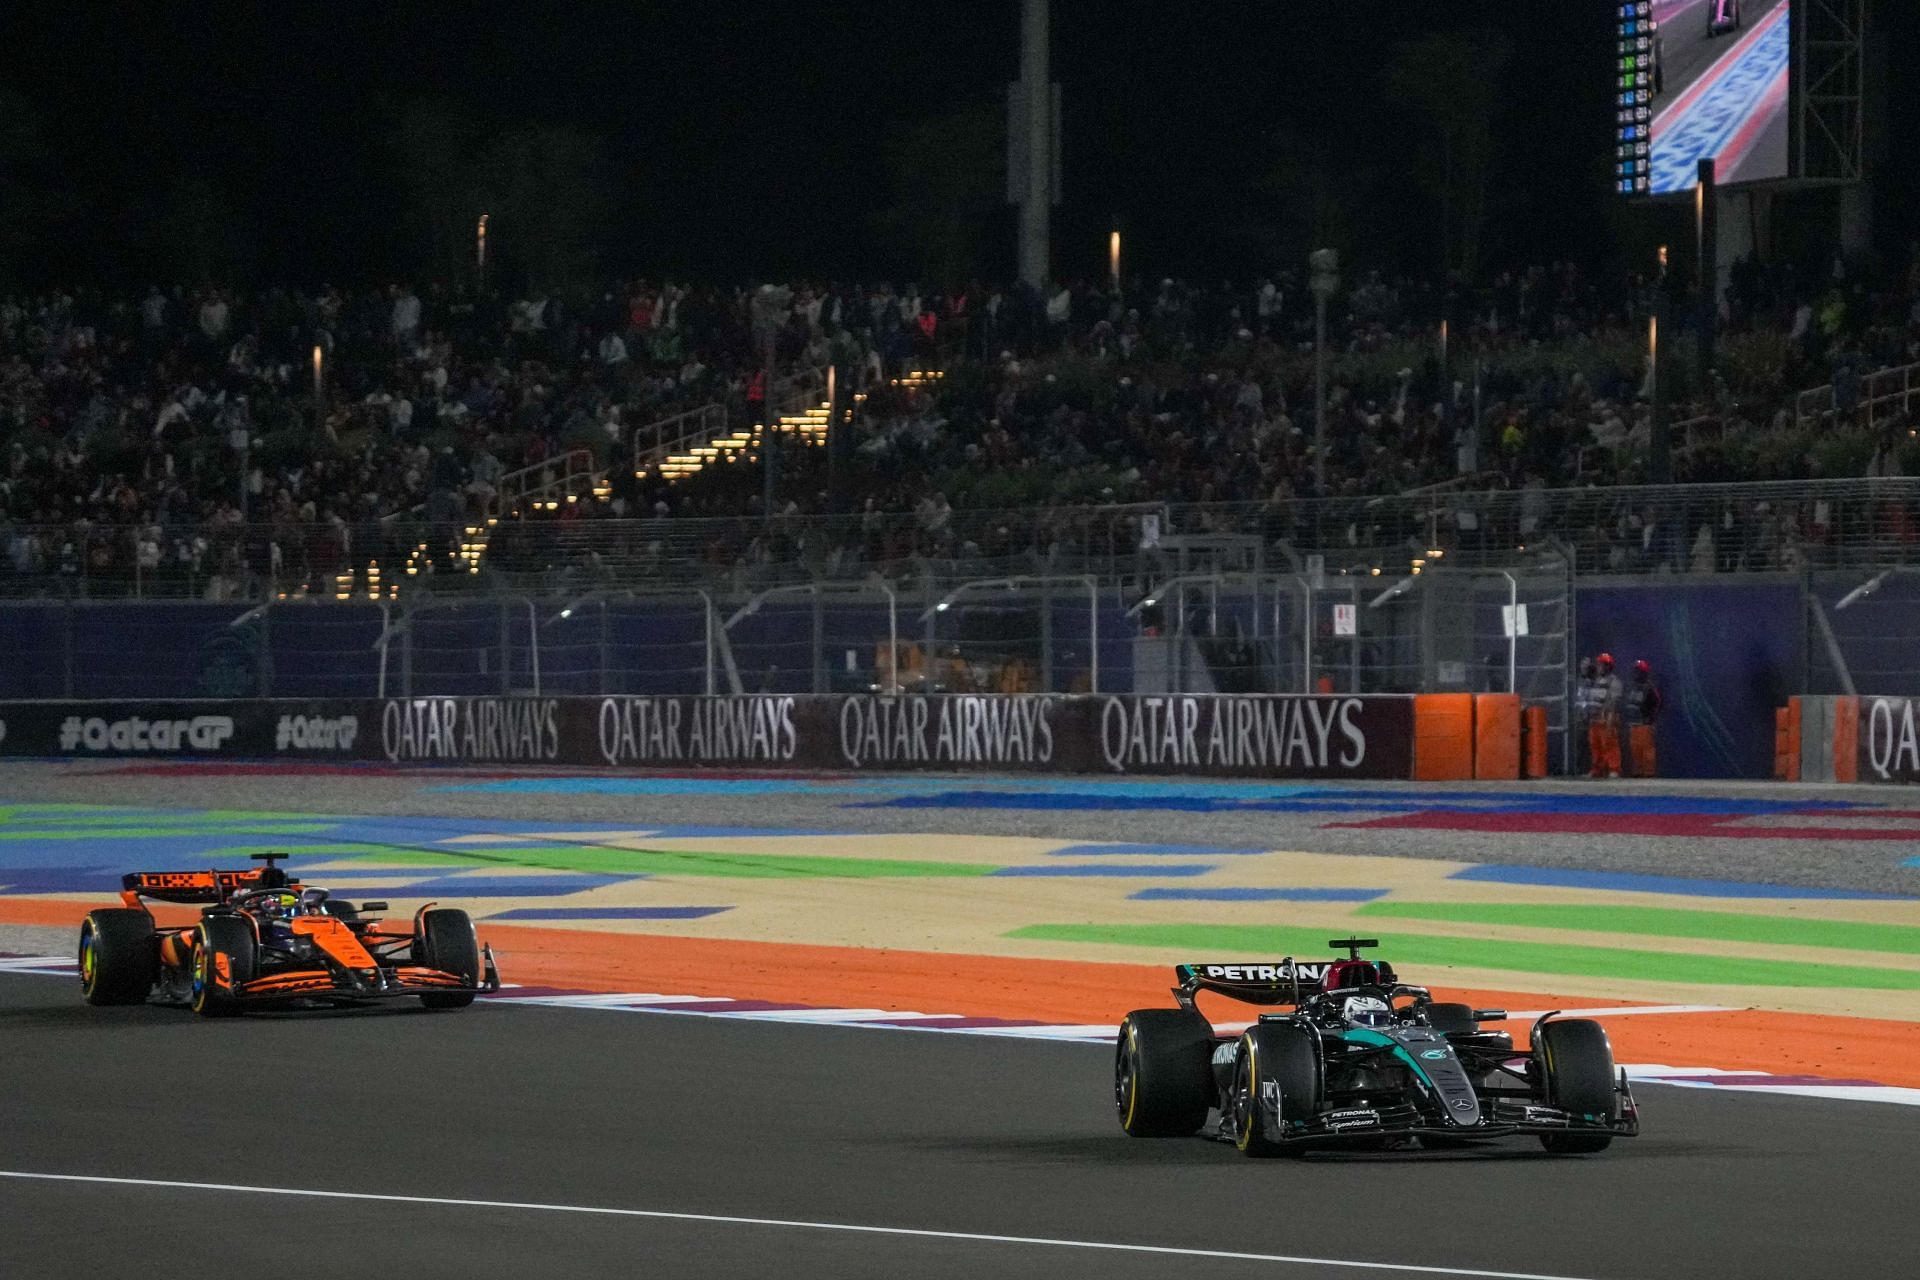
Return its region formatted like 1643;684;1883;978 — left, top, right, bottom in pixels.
1535;1018;1617;1153
79;909;156;1006
1115;1009;1213;1136
416;908;480;1009
190;916;258;1018
1231;1023;1322;1157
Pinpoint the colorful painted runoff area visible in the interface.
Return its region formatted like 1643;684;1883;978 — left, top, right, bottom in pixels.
2;795;1918;1096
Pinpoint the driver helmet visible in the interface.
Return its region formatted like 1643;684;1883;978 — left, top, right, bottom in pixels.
1342;995;1394;1029
297;887;331;915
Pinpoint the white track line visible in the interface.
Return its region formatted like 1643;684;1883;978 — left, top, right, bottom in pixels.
0;1170;1608;1280
1496;1006;1734;1019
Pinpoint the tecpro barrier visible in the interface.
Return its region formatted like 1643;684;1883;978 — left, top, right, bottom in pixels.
0;693;1505;780
1788;695;1920;784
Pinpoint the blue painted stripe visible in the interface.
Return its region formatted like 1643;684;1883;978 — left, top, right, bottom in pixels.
989;863;1217;878
1129;887;1389;902
1050;842;1267;857
483;906;731;921
1449;864;1912;901
322;873;636;898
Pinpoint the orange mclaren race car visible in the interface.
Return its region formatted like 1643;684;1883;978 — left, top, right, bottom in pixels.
77;853;499;1015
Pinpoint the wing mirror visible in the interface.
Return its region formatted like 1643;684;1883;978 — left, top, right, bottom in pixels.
359;901;389;913
1473;1009;1507;1021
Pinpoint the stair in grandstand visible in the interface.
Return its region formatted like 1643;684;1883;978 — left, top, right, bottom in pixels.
637;366;945;484
338;367;951;593
331;452;610;596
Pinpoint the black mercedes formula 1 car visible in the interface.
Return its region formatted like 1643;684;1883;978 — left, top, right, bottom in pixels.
1116;939;1638;1155
79;853;499;1015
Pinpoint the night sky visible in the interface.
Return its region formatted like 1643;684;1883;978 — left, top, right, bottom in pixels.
3;1;1913;288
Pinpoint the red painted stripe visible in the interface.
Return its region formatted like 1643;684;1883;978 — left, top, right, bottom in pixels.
1713;69;1789;181
1330;812;1920;841
1653;2;1787;133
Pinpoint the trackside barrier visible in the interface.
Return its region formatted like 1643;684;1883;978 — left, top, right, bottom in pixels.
0;693;1489;781
1522;704;1550;779
1775;704;1800;782
0;694;1562;781
0;694;1557;782
1411;694;1475;782
1790;695;1920;784
1473;694;1521;781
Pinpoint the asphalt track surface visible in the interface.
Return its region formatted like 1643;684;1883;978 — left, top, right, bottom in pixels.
1654;0;1785;109
1651;0;1789;187
4;973;1919;1280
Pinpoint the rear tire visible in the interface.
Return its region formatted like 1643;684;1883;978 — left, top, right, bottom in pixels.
1535;1019;1616;1153
1115;1009;1213;1136
190;915;257;1018
1232;1023;1322;1157
79;909;156;1006
416;908;480;1009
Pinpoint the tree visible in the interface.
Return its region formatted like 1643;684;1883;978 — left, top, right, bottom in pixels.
1386;32;1512;277
0;88;74;286
873;102;1003;284
476;126;612;291
391;99;485;285
150;175;254;284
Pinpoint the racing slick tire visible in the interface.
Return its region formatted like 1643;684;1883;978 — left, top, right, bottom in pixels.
1231;1023;1322;1158
190;915;257;1018
79;909;156;1006
1534;1018;1617;1154
416;908;480;1009
1423;1003;1478;1036
1115;1009;1213;1137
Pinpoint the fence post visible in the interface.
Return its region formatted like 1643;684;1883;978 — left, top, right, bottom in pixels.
599;599;611;696
1349;581;1361;694
811;587;826;695
1040;577;1054;692
1086;576;1100;695
258;604;273;698
403;611;415;698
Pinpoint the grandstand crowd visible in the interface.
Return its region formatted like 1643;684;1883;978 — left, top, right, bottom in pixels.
2;248;1916;595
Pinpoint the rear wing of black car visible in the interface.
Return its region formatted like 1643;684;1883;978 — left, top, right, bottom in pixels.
1173;961;1334;1009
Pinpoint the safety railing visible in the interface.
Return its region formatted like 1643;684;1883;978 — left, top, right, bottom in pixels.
8;479;1920;602
495;448;604;515
633;403;730;473
1796;360;1920;432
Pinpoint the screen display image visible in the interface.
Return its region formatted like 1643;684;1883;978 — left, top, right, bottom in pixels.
1615;0;1791;196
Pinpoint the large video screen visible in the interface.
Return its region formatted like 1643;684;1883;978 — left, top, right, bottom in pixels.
1615;0;1791;196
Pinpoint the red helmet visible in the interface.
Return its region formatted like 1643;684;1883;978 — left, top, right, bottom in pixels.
1596;652;1614;669
1634;659;1651;674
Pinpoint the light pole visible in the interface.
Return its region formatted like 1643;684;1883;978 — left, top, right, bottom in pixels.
728;581;898;696
1499;569;1518;695
1308;248;1340;494
926;574;1099;693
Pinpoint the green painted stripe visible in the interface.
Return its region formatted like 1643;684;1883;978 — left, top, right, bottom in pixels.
202;844;423;861
1006;923;1920;990
0;825;331;841
339;845;998;880
0;812;313;829
1356;902;1920;956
